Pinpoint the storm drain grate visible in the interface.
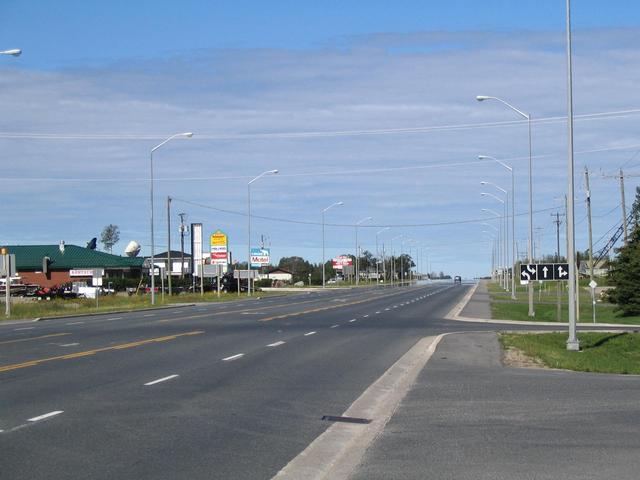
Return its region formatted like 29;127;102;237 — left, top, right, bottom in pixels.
321;415;372;424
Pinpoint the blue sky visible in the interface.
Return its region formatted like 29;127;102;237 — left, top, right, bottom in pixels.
1;1;639;277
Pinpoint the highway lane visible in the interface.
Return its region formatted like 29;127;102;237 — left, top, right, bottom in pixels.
2;283;630;479
1;283;469;479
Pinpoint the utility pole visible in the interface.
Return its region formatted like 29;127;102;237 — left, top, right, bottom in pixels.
167;196;172;296
552;211;565;322
178;213;188;279
585;166;596;323
620;169;628;244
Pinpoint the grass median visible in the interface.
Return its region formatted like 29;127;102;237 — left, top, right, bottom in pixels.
489;282;640;325
0;290;290;321
499;332;640;375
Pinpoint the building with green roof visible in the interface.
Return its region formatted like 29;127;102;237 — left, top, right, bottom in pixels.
4;243;144;288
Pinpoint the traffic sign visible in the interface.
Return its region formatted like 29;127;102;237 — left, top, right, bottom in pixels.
537;263;554;281
519;264;538;283
519;263;570;284
553;263;570;280
589;280;598;289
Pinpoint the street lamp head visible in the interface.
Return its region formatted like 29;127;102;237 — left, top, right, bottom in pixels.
269;169;279;175
181;132;194;138
480;181;487;185
476;95;490;102
1;49;21;57
336;201;344;206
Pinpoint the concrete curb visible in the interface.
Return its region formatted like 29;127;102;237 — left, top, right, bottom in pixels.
445;282;639;329
273;334;446;480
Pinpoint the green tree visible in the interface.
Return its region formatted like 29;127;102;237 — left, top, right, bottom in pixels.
100;224;120;254
609;188;640;316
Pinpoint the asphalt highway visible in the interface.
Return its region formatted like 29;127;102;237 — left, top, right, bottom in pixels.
0;283;634;479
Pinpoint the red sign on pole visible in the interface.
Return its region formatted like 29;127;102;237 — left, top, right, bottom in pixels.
332;255;353;269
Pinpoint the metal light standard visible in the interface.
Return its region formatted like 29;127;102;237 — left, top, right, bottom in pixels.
0;49;21;57
481;188;509;292
482;208;504;288
247;169;278;296
355;217;372;286
322;201;343;288
1;47;20;316
376;227;389;284
565;0;580;350
482;232;497;278
391;234;403;287
479;156;516;300
150;132;193;306
476;95;534;316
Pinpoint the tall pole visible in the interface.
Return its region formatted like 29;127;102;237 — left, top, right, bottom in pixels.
566;0;580;350
620;169;628;244
553;211;564;322
149;132;193;305
179;213;187;279
247;182;252;296
585;166;596;323
355;217;372;286
167;196;172;296
476;97;534;316
321;201;343;288
248;170;279;296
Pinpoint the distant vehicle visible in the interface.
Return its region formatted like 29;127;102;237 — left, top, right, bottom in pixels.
454;276;462;284
212;272;247;293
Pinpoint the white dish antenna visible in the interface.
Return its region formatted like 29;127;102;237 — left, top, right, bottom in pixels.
124;240;141;257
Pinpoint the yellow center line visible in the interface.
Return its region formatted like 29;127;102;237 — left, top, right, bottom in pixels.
0;330;204;374
259;288;423;322
0;332;71;345
156;295;371;323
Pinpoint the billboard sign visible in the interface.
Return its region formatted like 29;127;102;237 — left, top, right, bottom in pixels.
191;223;203;275
210;230;229;265
332;255;353;270
250;247;270;268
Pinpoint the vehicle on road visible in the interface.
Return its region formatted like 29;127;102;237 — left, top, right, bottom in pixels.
454;276;462;284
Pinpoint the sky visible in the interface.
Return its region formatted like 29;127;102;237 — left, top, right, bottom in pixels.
1;1;639;278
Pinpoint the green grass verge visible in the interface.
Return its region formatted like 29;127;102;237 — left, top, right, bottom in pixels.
488;282;640;324
499;332;640;375
0;290;289;321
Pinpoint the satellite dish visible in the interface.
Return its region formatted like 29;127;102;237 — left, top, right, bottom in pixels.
124;240;141;257
86;238;97;250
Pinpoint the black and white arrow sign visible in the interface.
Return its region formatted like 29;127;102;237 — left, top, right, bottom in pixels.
554;263;570;280
538;263;554;280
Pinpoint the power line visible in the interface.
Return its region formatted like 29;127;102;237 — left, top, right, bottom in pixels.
0;108;638;141
171;196;562;228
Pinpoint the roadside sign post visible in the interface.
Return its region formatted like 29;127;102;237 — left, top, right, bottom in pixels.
1;250;13;317
589;279;598;324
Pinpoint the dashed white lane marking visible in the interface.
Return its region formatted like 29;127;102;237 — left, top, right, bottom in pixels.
304;331;317;336
105;317;122;321
143;314;155;317
330;324;339;328
14;327;34;331
349;319;357;323
375;311;381;314
59;343;80;347
144;374;179;386
267;341;286;347
385;308;390;311
223;353;244;361
66;321;84;325
363;315;369;318
28;411;64;422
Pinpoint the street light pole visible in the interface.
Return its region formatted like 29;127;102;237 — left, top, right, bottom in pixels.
480;156;517;300
0;49;21;57
247;169;279;296
376;227;389;285
150;132;193;306
322;201;343;288
477;95;534;316
481;187;508;292
565;0;580;350
355;217;372;286
482;208;504;287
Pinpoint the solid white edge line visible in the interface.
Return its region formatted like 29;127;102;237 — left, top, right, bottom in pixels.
223;353;244;361
304;331;316;336
144;374;179;386
14;327;34;331
28;411;64;422
267;341;286;347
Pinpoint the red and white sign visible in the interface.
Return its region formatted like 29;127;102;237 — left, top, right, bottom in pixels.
332;255;353;270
